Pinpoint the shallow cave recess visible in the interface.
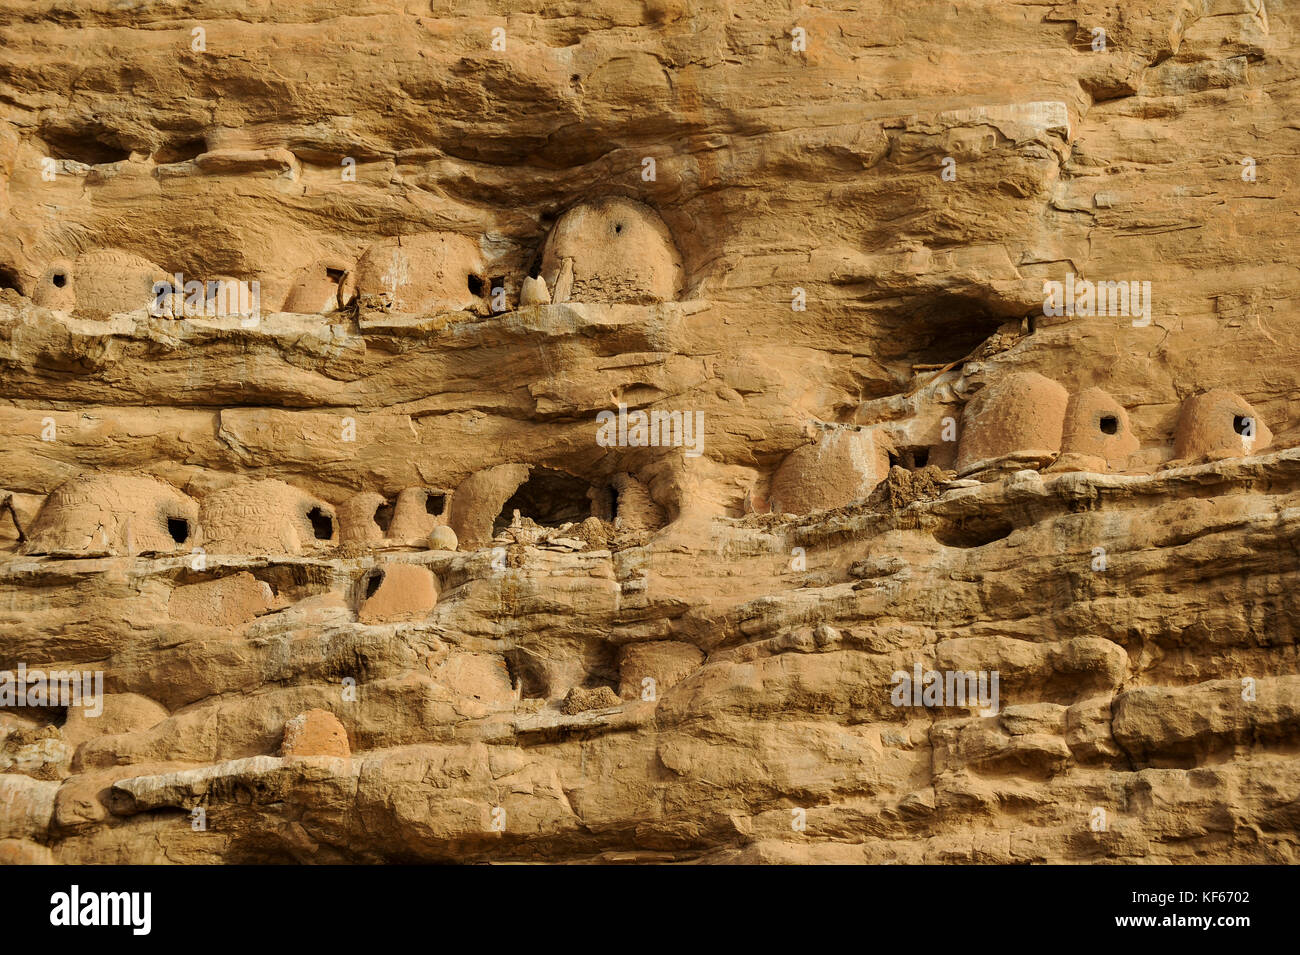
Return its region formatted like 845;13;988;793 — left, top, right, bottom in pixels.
933;515;1014;549
152;138;207;165
40;128;133;166
877;294;1010;369
493;467;610;534
0;265;22;294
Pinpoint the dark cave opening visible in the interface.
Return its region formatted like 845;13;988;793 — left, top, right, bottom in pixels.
41;129;132;165
889;446;933;471
307;507;334;540
493;468;595;533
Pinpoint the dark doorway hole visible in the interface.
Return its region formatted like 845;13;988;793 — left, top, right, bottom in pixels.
167;518;190;544
307;507;334;540
889;446;933;471
52;271;68;289
364;570;384;599
153;138;206;164
614;222;624;235
326;267;345;283
0;266;21;293
503;649;548;699
1234;415;1253;436
1099;415;1118;435
933;516;1014;549
467;274;484;296
425;492;446;516
494;468;594;532
373;501;394;533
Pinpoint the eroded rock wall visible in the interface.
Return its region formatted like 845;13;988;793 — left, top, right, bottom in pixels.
0;0;1297;864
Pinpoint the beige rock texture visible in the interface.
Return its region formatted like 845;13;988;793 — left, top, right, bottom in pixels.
167;572;276;628
0;0;1298;866
60;694;169;748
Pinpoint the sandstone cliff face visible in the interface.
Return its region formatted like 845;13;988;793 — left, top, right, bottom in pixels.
0;1;1297;864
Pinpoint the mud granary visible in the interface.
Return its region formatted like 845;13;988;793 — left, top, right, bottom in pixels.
1;0;1299;866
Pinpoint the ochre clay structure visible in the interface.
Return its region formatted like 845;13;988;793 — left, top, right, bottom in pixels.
2;2;1298;870
22;473;198;557
167;573;276;628
340;234;485;314
446;464;531;549
1057;387;1141;473
388;487;448;539
955;372;1070;476
538;197;683;304
199;480;338;555
281;259;347;314
337;491;390;544
769;428;891;515
356;563;439;624
1172;389;1273;463
31;249;169;319
616;642;704;700
280;709;350;759
610;472;666;533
